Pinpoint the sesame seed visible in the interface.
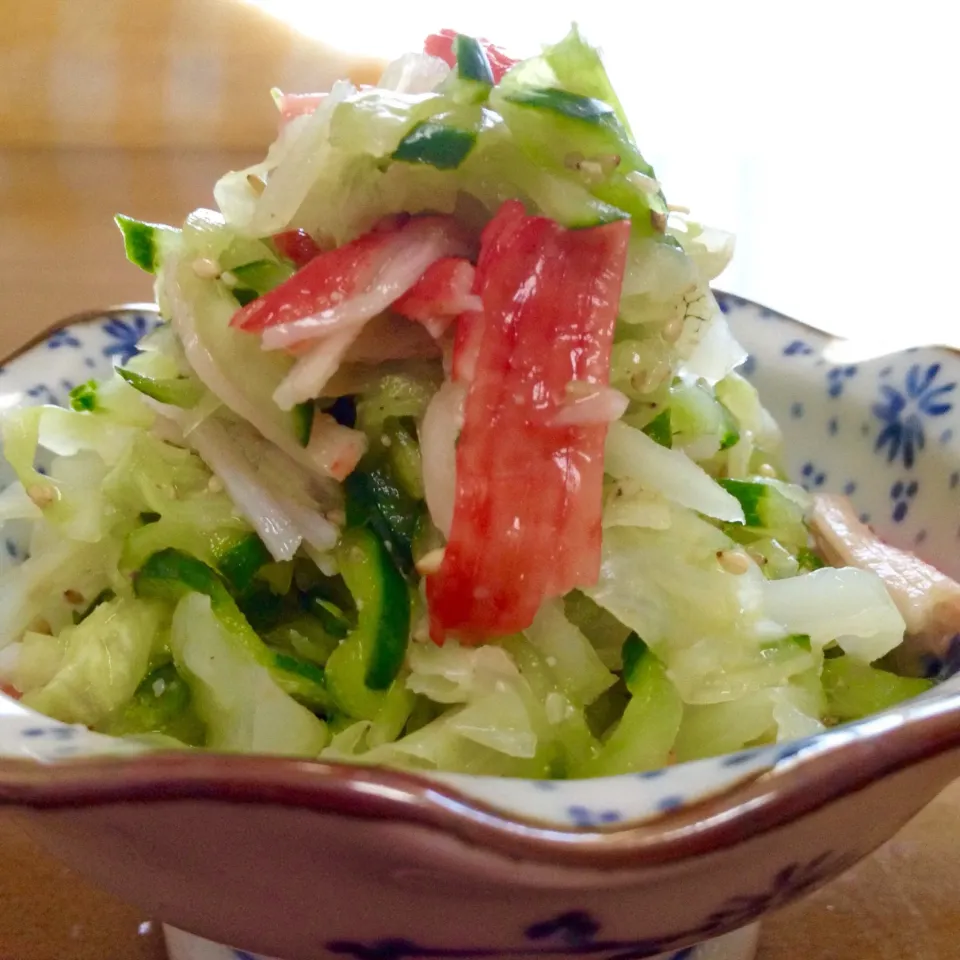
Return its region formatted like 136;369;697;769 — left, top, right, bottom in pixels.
594;153;621;174
63;589;84;606
191;257;220;279
662;314;683;343
717;549;751;575
415;548;446;576
26;484;55;508
578;160;604;180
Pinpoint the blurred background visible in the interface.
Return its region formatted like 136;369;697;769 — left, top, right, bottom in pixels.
2;2;960;958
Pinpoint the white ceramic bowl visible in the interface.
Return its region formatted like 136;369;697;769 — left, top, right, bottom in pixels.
1;296;959;960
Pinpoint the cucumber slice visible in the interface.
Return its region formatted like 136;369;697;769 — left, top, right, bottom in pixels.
135;549;328;710
324;528;411;711
230;259;296;296
670;380;740;456
98;662;205;745
116;367;204;409
490;78;666;237
301;592;352;640
504;87;618;124
576;634;681;777
115;214;180;274
453;34;494;85
385;419;424;500
621;633;649;687
541;25;634;136
822;656;932;722
392;119;478;170
642;409;672;448
718;478;808;547
291;401;314;447
748;537;801;580
218;533;272;592
344;467;419;574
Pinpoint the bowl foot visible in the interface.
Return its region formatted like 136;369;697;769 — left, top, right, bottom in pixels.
164;921;761;960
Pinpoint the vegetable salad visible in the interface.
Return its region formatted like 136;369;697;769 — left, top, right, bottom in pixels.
0;28;934;776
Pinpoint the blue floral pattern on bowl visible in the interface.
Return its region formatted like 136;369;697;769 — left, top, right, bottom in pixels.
321;850;843;960
0;306;160;405
873;362;955;469
715;291;960;574
102;313;156;363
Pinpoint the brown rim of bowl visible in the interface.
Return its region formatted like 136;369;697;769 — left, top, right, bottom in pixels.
1;300;959;870
2;686;960;869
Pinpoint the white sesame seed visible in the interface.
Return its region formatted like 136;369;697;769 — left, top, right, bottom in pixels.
191;257;221;279
415;548;446;576
26;484;55;508
717;549;751;575
662;314;683;343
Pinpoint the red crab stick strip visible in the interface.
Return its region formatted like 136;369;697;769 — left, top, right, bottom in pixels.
427;200;630;642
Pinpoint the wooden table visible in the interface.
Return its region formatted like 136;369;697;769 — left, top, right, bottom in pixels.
2;146;959;959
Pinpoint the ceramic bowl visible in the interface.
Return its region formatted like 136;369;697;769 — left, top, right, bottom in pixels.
1;297;959;960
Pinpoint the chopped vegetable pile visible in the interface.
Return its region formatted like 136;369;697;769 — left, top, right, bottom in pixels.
0;27;941;776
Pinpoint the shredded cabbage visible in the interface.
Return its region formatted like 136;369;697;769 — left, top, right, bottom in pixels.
171;593;329;756
21;598;165;727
